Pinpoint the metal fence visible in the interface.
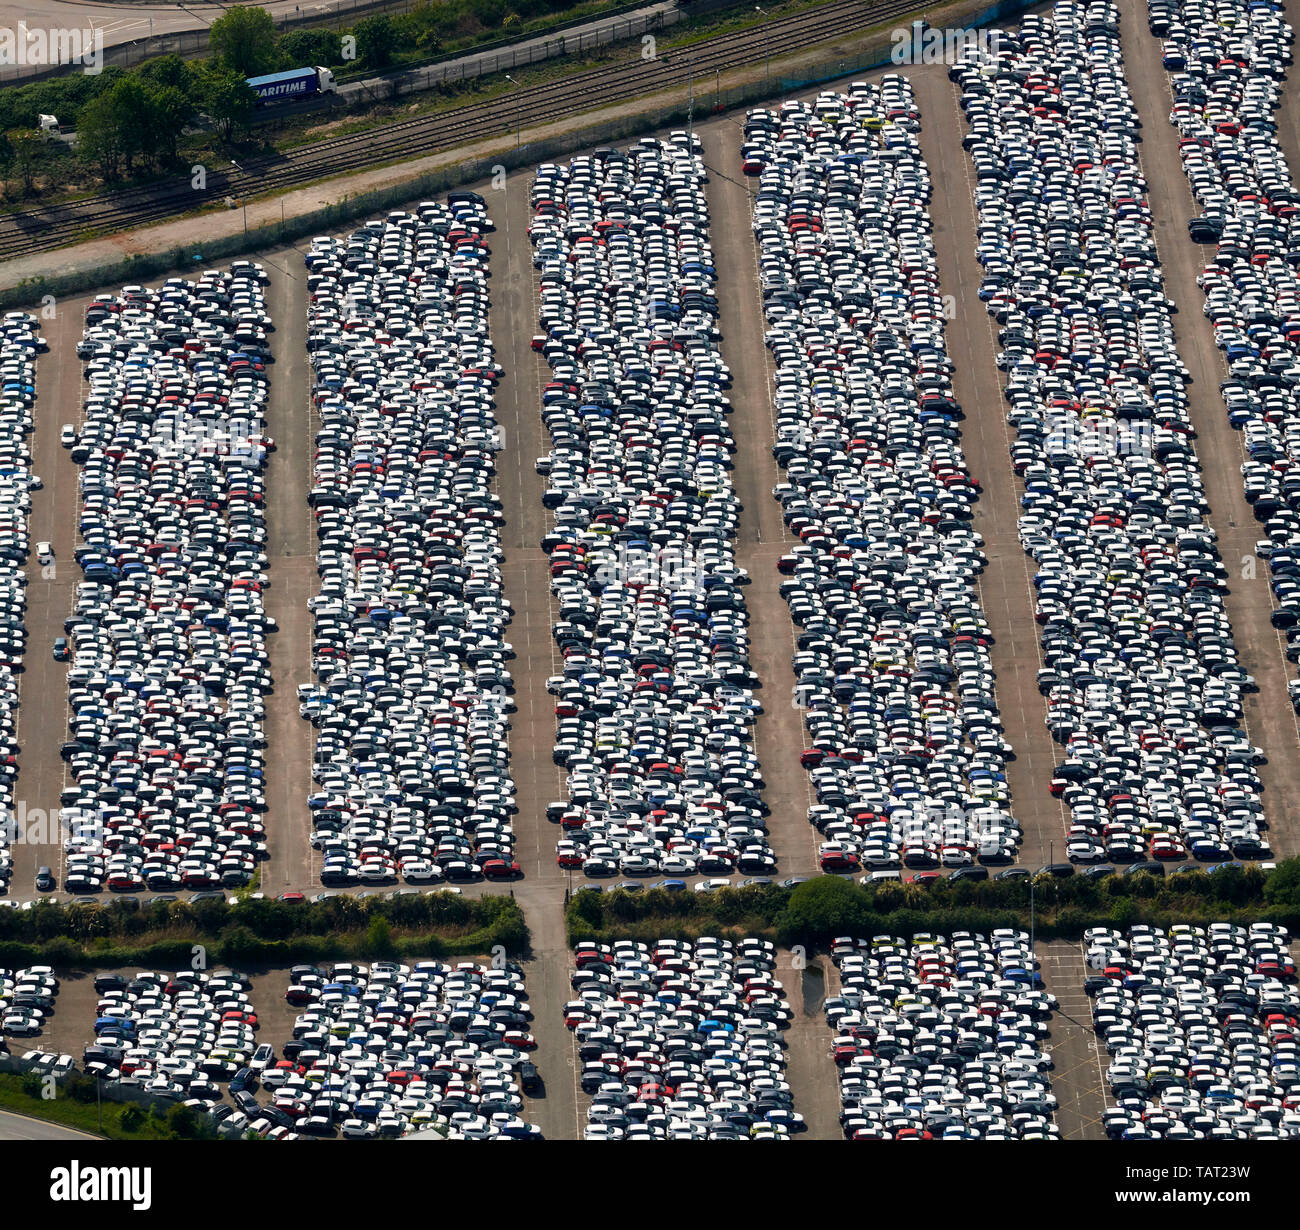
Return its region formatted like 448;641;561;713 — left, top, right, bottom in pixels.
343;8;675;104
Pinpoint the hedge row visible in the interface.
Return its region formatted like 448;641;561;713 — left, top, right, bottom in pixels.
565;861;1300;948
0;892;527;970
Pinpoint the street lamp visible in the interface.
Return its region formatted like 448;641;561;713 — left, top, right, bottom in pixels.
229;159;247;235
1029;874;1035;956
755;6;770;88
504;74;521;147
686;55;694;145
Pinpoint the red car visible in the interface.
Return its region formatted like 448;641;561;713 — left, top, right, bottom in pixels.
482;859;522;881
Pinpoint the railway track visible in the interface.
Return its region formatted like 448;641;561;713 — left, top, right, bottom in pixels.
0;0;917;259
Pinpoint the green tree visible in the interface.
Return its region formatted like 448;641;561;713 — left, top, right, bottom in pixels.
198;65;257;142
209;5;279;77
365;914;395;957
778;875;865;944
218;923;266;965
353;15;396;68
119;1104;144;1132
136;53;194;93
1264;858;1300;906
140;81;193;166
108;76;155;173
10;132;41;194
166;1102;201;1139
279;28;342;67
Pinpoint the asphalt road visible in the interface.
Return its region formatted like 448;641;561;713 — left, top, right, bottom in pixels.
0;0;376;55
1119;0;1300;854
0;1108;98;1140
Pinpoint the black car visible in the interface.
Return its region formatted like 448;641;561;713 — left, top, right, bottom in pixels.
1123;861;1165;878
518;1061;542;1095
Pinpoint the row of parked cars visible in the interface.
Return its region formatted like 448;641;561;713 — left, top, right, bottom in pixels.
1087;923;1300;1138
828;931;1060;1138
530;138;775;880
0;964;57;1037
82;968;262;1114
743;81;1021;873
64;266;275;893
301;199;522;887
0;312;41;897
1152;0;1300;692
59;958;540;1140
566;937;798;1138
268;959;540;1139
954;1;1272;864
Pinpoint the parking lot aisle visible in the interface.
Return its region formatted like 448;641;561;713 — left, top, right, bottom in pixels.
12;293;87;900
488;167;580;1138
490;171;569;886
911;67;1068;868
1119;0;1300;852
30;967;97;1067
774;948;842;1139
1038;940;1107;1140
493;171;549;555
261;250;318;893
702;120;819;877
516;888;579;1140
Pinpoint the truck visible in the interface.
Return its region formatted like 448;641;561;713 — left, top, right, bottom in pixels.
37;114;77;146
245;66;337;105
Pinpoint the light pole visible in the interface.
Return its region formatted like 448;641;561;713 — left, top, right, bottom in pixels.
755;6;770;89
229;160;247;235
1029;874;1035;957
504;74;521;147
687;55;694;146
